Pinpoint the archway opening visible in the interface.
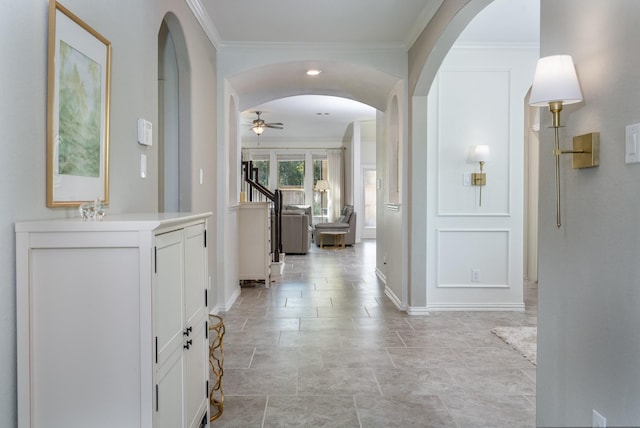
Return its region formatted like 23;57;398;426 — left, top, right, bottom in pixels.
158;13;192;213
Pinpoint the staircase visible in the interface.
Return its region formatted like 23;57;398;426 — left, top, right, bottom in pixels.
241;160;282;264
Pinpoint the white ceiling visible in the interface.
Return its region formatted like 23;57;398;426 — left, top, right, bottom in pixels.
203;0;443;48
242;95;377;145
199;0;539;143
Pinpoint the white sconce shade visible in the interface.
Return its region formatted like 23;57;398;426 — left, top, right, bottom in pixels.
470;145;489;207
471;145;491;163
528;54;597;229
529;55;583;106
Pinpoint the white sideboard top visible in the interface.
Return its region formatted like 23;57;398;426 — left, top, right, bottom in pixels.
15;212;212;233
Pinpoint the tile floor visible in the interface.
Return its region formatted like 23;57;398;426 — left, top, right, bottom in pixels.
213;240;537;427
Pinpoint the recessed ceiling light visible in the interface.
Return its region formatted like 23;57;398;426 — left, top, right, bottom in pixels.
306;69;321;76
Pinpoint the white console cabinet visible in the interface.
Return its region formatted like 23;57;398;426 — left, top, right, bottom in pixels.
238;202;271;283
15;213;211;428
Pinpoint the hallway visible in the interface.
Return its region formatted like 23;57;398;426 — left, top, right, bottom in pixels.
214;240;537;427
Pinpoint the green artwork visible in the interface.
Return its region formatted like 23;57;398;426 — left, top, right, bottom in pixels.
58;40;102;177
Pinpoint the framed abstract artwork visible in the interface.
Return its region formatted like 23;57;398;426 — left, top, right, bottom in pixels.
47;1;111;207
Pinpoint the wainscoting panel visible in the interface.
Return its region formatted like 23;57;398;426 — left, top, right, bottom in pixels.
436;68;511;216
437;229;510;288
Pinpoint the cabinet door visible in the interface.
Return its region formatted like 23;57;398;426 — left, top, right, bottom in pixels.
184;321;207;428
184;224;206;331
154;230;186;427
155;353;183;428
154;230;185;368
184;224;208;427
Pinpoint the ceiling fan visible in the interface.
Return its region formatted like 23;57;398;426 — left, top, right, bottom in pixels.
250;111;283;135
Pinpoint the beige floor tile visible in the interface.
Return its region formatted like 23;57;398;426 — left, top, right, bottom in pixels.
263;395;360;427
212;241;537;427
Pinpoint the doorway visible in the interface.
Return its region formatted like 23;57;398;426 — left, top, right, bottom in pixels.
361;166;377;239
158;15;191;213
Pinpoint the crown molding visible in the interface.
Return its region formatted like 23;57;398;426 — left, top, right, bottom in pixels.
217;40;408;53
184;0;221;48
452;41;539;51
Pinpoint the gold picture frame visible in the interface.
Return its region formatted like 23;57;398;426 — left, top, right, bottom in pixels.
47;1;111;207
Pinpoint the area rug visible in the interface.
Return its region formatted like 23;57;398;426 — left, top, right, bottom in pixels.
491;326;537;366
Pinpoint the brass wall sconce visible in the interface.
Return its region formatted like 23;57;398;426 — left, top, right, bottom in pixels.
471;145;490;206
529;55;599;228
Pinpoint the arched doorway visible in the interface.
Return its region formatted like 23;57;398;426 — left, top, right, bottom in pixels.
158;14;192;212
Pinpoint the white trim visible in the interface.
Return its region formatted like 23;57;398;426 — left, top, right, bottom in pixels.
452;42;539;51
437;283;509;288
406;306;430;316
423;302;525;312
185;0;221;48
436;67;513;217
375;267;387;284
384;286;407;311
437;212;511;217
211;286;241;313
436;228;511;288
217;40;408;51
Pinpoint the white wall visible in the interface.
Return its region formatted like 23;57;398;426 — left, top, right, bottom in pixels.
218;85;241;311
422;45;537;311
380;80;409;309
537;1;640;426
0;2;217;425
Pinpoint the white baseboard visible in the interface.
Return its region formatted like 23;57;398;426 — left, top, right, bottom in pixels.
417;302;525;312
375;267;387;284
384;285;407;311
211;285;241;314
406;306;430;316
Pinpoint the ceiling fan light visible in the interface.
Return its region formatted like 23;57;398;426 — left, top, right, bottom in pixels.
253;125;264;135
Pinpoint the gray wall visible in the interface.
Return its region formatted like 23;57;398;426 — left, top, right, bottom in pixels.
537;0;640;426
0;1;217;425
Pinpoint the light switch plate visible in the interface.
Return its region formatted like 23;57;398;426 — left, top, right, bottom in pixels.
625;123;640;164
137;118;153;146
463;173;472;186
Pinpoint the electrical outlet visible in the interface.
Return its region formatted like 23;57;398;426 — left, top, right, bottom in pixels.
592;409;606;428
471;269;480;282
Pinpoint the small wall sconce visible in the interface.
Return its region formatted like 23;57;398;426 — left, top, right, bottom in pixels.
471;144;490;206
529;55;599;228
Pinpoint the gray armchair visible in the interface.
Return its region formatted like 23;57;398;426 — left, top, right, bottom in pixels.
314;205;356;246
280;208;312;254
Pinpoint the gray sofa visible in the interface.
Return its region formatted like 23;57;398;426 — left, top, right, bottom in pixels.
314;205;357;247
280;206;312;254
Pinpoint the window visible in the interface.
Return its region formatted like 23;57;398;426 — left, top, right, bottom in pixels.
278;157;305;205
312;158;328;217
363;169;376;229
252;159;269;187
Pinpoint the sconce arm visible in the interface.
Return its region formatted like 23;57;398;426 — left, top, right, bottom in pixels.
554;149;586;156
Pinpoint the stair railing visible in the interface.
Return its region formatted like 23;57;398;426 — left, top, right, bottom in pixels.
241;161;282;263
